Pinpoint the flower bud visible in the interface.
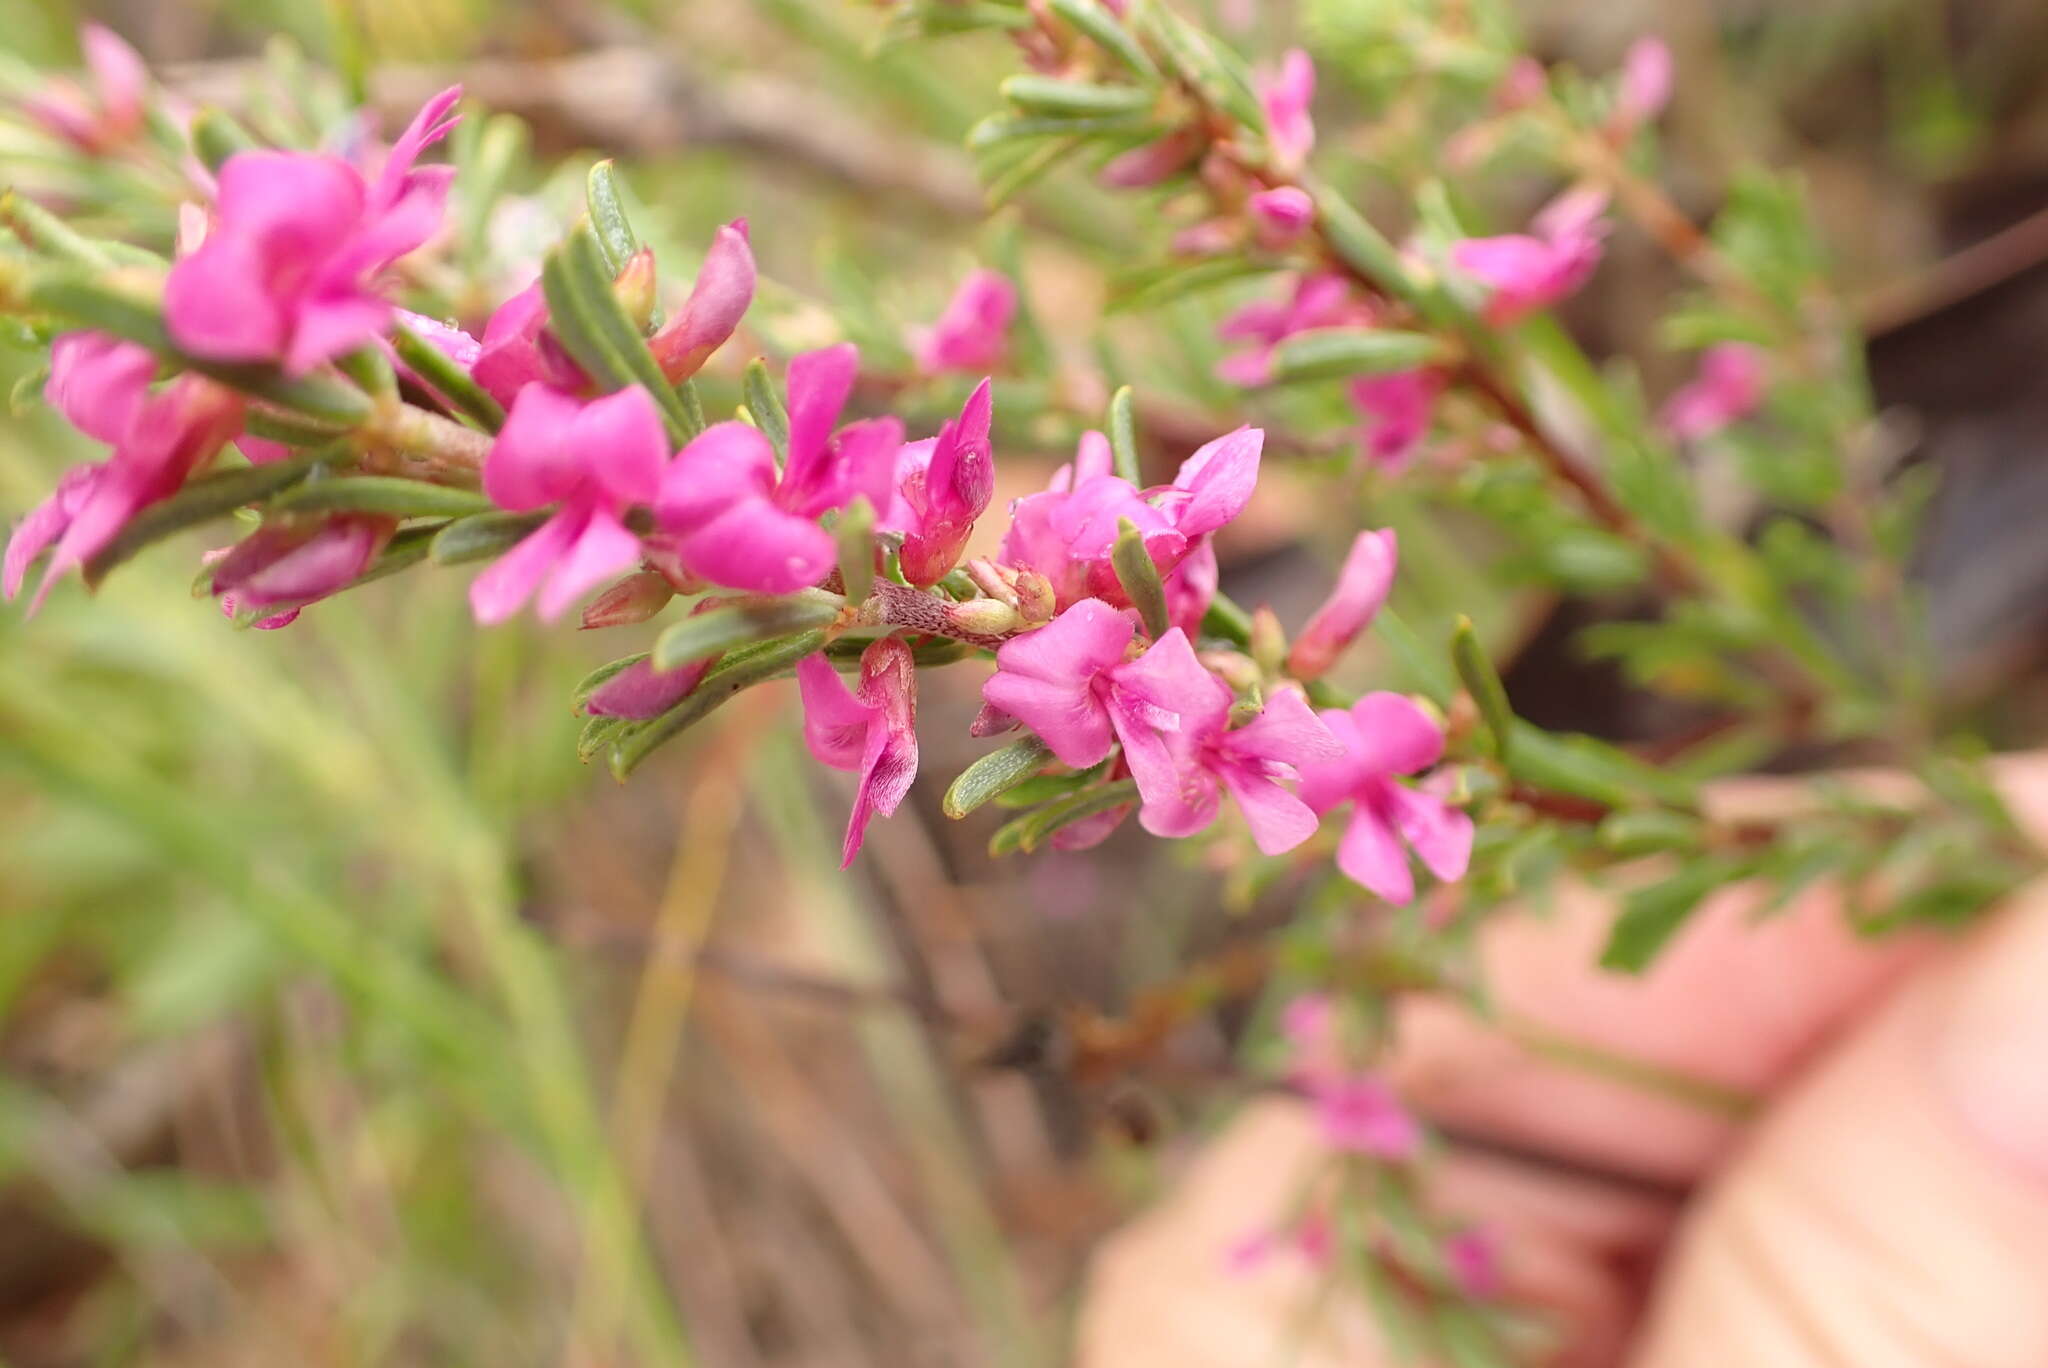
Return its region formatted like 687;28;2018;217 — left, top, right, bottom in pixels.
969;700;1019;738
611;247;658;333
948;596;1022;637
966;556;1022;608
580;567;674;629
1098;127;1204;188
1248;186;1315;249
650;219;755;382
1202;649;1263;694
1288;528;1396;680
1012;567;1057;625
210;514;395;614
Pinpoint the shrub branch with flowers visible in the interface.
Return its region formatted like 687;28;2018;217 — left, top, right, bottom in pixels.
0;6;2036;1361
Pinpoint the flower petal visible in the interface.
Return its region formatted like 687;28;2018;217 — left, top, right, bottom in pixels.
537;506;643;621
467;506;579;625
1335;797;1414;904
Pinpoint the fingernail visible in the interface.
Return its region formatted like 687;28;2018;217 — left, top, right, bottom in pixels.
1936;890;2048;1179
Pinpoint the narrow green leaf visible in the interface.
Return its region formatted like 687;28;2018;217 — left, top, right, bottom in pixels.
1001;74;1154;116
651;596;843;672
836;496;876;606
968;111;1158;151
538;223;693;444
1107;256;1267;313
983;136;1083;207
1308;180;1430;315
1112;517;1169;638
81;455;318;585
1506;723;1698;811
1143;7;1264;131
742;358;789;460
674;378;706;439
944;736;1055;819
610;630;831;778
1449;615;1515;762
0;191;112;268
1107;384;1140;484
336;345;396;397
430;510;548;565
1597;809;1708;856
269;475;493;519
392;323;505;432
1201;590;1253;647
1268;328;1442;384
585;160;640;274
189;109;259;173
1601;857;1746;972
1046;0;1158;79
990;778;1139;855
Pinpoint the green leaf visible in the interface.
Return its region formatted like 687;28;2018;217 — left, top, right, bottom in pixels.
674;378;707;439
609;630;832;778
1596;808;1707;856
1307;179;1431;316
983;136;1084;206
1267;328;1441;384
429;510;549;565
944;735;1055;819
585;160;641;274
1107;383;1141;484
1112;517;1170;638
1505;722;1697;810
1045;0;1158;79
391;323;505;432
742;357;789;459
1601;856;1747;972
989;778;1138;855
836;496;876;605
968;111;1159;151
1143;7;1265;131
1201;590;1254;647
268;476;493;520
0;191;113;268
538;223;694;445
651;596;843;672
1450;615;1514;762
1107;256;1268;313
81;455;319;586
189;109;259;173
1001;74;1155;115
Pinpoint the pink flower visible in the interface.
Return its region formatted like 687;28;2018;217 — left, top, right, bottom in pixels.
1215;273;1373;386
1491;56;1548;113
1098;128;1204;188
1296;693;1473;904
1658;342;1766;441
885;378;995;586
469;384;667;624
915;269;1017;376
1347;369;1443;469
208;514;394;617
1279;991;1344;1085
1249;186;1315;248
1611;36;1673;137
1449;188;1609;327
1445;1227;1502;1299
5;358;243;611
649;219;756;383
21;25;147;154
471;282;586;406
981;597;1140;768
1117;640;1341;854
797;637;919;867
1288;528;1396;680
1261;49;1316;171
656;344;902;594
165;87;461;375
1311;1072;1420;1158
584;601;727;719
1161;538;1218;634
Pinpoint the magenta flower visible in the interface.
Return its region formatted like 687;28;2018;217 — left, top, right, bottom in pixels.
6;360;243;611
656;344;902;594
1611;36;1673;137
1117;641;1341;854
1248;186;1315;248
980;597;1139;768
1215;273;1373;386
1288;528;1397;680
21;25;147;154
1261;49;1316;171
1161;538;1218;634
1445;1227;1502;1299
1491;56;1548;113
1310;1072;1420;1159
469;384;667;624
471;282;585;406
884;378;995;586
915;269;1017;376
165;87;461;375
1449;187;1609;327
209;514;394;618
1296;692;1472;904
649;219;756;383
797;637;919;867
584;601;728;719
1347;368;1443;469
1658;342;1766;441
1279;991;1343;1085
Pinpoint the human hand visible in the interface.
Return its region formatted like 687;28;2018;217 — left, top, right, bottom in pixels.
1077;754;2048;1366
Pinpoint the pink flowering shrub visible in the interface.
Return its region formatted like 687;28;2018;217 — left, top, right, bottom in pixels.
0;11;2022;1361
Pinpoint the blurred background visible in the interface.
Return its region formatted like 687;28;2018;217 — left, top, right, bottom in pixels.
4;0;2048;1364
